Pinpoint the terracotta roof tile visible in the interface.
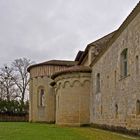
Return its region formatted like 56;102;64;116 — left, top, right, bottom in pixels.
27;60;78;72
51;65;91;79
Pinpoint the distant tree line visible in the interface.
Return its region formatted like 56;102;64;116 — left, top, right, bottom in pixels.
0;58;32;115
0;99;29;115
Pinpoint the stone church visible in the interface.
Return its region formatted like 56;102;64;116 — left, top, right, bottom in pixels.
27;2;140;132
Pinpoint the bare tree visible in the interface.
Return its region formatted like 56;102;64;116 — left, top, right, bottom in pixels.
0;81;5;100
11;58;32;106
0;65;17;101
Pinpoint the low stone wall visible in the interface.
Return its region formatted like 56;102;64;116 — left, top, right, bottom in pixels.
0;114;29;122
91;123;140;136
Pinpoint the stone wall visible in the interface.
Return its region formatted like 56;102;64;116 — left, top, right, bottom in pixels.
29;76;55;123
54;72;91;126
90;12;140;130
29;65;76;123
29;65;70;123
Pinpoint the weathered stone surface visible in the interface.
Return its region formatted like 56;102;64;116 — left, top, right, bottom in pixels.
90;11;140;130
29;63;73;123
54;72;91;126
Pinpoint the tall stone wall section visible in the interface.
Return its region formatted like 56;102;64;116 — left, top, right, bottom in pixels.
29;76;55;122
90;12;140;130
29;65;71;123
54;73;91;126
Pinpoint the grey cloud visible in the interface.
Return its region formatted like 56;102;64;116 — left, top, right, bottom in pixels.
0;0;139;66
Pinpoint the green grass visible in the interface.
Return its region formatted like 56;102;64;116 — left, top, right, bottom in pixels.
0;122;139;140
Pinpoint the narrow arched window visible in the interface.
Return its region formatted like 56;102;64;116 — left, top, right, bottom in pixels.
136;100;140;115
39;89;45;107
114;71;117;88
115;104;118;118
121;48;128;77
136;56;139;75
96;73;100;93
101;105;103;115
57;95;59;109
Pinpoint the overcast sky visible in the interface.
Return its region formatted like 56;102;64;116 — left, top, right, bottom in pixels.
0;0;139;66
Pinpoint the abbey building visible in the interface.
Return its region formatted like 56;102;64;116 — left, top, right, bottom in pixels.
27;2;140;133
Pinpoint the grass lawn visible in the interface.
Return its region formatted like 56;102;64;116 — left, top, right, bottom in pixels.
0;122;139;140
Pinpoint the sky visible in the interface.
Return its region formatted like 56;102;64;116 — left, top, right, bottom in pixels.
0;0;139;66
